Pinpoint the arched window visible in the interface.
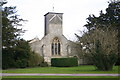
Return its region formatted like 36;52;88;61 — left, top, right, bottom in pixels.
41;45;44;56
51;37;61;55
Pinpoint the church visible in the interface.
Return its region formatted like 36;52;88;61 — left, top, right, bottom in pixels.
29;12;80;65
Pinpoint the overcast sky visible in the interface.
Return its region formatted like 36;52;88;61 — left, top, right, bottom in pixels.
6;0;109;41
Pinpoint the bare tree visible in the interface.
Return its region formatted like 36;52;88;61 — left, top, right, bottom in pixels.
75;27;118;70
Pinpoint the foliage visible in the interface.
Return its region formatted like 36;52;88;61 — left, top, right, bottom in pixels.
13;39;31;68
28;51;44;67
2;48;16;69
115;56;120;65
84;0;120;31
39;62;48;67
1;2;28;69
2;2;46;69
92;40;117;71
2;39;31;69
75;28;118;71
2;38;45;69
75;0;119;71
51;57;78;67
2;3;25;49
15;59;28;68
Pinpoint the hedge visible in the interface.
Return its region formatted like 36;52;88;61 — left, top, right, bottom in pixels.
51;57;78;67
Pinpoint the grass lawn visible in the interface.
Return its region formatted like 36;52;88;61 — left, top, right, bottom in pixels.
3;76;119;78
2;65;119;78
3;65;119;74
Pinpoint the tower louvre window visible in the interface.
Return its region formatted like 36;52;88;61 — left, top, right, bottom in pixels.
51;37;61;56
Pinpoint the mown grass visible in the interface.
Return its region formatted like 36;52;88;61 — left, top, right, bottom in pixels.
3;65;119;74
2;76;119;78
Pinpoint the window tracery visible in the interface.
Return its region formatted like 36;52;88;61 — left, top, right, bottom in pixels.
51;37;61;55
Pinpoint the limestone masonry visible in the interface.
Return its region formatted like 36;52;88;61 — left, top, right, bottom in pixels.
29;12;82;65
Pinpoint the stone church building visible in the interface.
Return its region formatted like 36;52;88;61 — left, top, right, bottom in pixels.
29;12;81;65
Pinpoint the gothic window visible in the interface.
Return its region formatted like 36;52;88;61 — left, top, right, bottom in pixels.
52;43;54;55
51;37;61;55
58;43;60;55
41;45;44;56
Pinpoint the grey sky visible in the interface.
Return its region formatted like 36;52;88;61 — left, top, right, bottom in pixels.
6;0;109;41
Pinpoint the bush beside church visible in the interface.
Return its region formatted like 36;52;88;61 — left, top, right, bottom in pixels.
51;57;78;67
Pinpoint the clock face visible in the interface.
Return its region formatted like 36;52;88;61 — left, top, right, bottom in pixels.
49;14;62;24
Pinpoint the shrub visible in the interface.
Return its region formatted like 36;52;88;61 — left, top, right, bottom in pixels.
2;49;16;69
2;40;32;69
51;57;78;67
75;26;118;71
28;52;44;67
90;40;118;71
15;59;28;68
39;62;48;67
2;51;15;69
115;56;120;65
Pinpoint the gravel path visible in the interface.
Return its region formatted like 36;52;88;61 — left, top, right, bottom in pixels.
2;73;120;76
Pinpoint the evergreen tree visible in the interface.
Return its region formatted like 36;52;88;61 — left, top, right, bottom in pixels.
2;2;25;49
85;0;120;31
1;1;27;69
1;1;45;69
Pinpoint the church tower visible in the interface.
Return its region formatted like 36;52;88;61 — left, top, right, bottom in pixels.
44;12;63;36
30;12;78;65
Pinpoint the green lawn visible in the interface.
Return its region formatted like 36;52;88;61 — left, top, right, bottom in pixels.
2;65;119;78
3;65;119;74
3;76;119;78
